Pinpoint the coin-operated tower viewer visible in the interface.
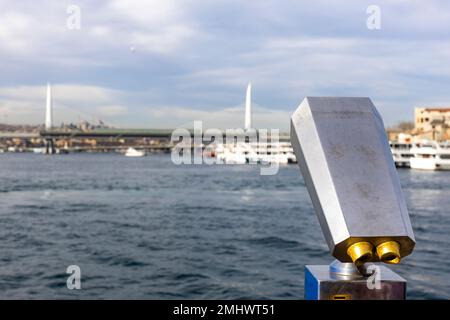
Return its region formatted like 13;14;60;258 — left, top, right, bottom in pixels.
290;97;415;300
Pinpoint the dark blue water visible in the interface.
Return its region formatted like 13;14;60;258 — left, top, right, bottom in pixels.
0;153;449;299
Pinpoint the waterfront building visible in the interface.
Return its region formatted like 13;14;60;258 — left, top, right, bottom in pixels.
415;107;450;141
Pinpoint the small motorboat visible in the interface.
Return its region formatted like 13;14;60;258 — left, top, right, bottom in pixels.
125;147;146;157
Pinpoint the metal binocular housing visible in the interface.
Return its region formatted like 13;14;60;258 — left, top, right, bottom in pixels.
291;97;415;265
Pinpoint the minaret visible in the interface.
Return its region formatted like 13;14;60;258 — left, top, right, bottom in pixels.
245;82;252;130
45;83;53;130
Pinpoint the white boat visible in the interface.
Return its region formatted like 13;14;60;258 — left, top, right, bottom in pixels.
389;142;413;167
205;83;297;165
248;141;296;164
33;148;45;154
409;141;450;170
125;147;146;157
213;141;296;165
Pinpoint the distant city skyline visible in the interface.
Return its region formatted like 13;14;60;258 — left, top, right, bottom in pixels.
1;1;450;130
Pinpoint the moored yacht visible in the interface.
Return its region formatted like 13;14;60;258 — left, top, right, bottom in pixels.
409;141;450;170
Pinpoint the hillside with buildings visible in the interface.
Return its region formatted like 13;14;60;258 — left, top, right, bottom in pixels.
0;123;42;133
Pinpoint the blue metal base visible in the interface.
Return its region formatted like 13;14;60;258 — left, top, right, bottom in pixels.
305;264;406;300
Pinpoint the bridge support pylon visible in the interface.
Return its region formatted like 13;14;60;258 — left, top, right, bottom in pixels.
44;138;56;155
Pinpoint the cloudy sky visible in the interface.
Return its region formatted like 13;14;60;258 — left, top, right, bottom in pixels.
1;0;450;130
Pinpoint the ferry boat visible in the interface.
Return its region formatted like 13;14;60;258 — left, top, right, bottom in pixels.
125;147;146;157
214;141;296;164
248;141;296;164
33;147;45;154
409;141;450;170
389;142;413;167
206;83;297;165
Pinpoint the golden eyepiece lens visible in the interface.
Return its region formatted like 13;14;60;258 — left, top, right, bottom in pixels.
376;241;401;264
347;242;373;264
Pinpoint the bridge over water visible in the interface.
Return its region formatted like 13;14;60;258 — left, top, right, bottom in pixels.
39;128;291;141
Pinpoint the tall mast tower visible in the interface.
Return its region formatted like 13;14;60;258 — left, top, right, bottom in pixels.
245;82;252;130
45;83;53;130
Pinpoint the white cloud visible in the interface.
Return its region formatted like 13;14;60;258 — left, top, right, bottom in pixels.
130;25;195;54
111;0;198;54
0;0;199;60
91;25;111;37
0;84;125;125
147;105;290;130
108;0;181;26
96;105;128;117
2;1;450;127
0;12;33;52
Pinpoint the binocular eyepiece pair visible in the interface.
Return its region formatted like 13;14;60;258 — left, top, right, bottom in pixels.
347;241;401;265
291;97;415;267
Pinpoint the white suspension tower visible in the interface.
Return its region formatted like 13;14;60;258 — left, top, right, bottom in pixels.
45;83;53;130
245;82;252;130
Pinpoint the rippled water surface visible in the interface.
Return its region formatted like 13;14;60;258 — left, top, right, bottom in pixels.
0;153;449;299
